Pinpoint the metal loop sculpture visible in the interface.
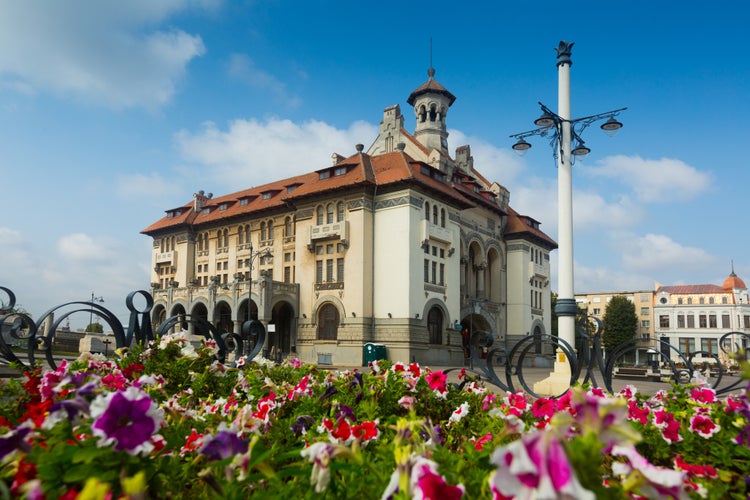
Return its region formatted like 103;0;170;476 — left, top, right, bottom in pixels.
0;286;264;372
449;315;748;397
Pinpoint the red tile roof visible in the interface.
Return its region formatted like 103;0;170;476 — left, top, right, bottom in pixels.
504;206;557;249
656;284;725;294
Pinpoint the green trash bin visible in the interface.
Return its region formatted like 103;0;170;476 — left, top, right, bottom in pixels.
362;343;387;365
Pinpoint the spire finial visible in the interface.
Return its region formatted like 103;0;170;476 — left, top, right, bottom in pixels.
428;38;435;79
731;260;737;276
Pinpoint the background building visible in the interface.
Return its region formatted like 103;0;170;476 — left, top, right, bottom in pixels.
142;68;556;366
654;270;750;365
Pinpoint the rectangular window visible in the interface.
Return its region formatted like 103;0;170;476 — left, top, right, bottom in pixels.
641;320;650;327
284;266;291;283
640;294;649;302
424;259;429;282
432;246;437;256
326;259;334;282
701;338;718;354
262;192;271;200
641;307;649;315
431;262;437;284
722;314;730;328
439;248;445;259
326;244;334;254
744;315;750;328
337;258;344;282
699;315;707;328
284;252;291;262
593;308;601;315
677;315;685;328
678;337;695;355
439;263;445;286
709;315;717;328
318;171;330;180
659;315;670;328
334;166;347;176
687;315;695;328
316;261;323;283
316;245;323;255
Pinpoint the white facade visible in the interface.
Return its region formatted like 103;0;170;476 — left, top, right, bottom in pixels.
142;68;556;366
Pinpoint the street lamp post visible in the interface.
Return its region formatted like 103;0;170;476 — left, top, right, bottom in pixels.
245;244;272;325
88;292;104;331
510;41;625;395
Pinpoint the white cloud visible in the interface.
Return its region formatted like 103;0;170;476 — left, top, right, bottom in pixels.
509;178;642;239
584;155;712;203
0;1;211;109
448;130;527;183
618;233;715;273
226;53;301;108
174;117;379;188
58;233;114;262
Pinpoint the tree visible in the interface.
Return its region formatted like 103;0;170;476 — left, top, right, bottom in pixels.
602;296;638;357
85;322;104;333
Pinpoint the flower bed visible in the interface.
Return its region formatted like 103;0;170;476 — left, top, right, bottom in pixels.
1;332;749;499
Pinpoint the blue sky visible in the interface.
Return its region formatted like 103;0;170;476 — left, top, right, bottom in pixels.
1;1;747;328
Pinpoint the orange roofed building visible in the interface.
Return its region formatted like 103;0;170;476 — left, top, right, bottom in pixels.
142;68;557;366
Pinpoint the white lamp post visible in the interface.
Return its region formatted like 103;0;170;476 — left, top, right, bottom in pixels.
510;41;626;395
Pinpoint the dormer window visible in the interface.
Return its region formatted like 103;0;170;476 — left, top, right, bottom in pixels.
262;192;272;200
287;185;297;193
240;198;249;206
202;208;210;215
334;166;347;176
219;203;227;211
319;171;331;180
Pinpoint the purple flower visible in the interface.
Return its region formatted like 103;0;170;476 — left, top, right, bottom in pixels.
90;386;164;455
489;430;595;500
0;425;32;460
291;415;315;436
43;395;90;429
200;429;249;460
318;384;338;402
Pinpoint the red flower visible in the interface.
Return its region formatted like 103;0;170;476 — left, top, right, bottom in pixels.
20;398;52;428
472;432;492;451
181;428;205;456
689;414;721;438
408;362;421;379
351;421;379;441
11;457;36;496
531;398;556;420
690;387;716;404
674;455;718;478
122;362;145;380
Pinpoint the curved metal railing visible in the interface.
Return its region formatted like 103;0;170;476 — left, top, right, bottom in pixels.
0;286;265;371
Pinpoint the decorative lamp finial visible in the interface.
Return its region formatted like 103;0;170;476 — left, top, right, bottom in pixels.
556;40;574;67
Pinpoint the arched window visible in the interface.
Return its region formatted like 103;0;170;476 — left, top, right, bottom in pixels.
222;229;229;248
260;222;267;241
429;104;437;122
317;303;339;340
160;239;165;253
238;225;245;245
326;203;334;224
316;206;324;225
418;105;426;123
425;202;430;221
267;220;274;240
433;205;438;225
285;217;292;237
440;209;446;228
337;202;345;222
427;306;443;344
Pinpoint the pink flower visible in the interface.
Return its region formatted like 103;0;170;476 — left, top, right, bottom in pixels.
398;396;415;411
382;455;464;500
627;400;650;425
481;393;497;412
690;387;716;404
289;358;302;368
425;371;447;392
689;414;721;438
674;455;718;479
653;409;682;443
611;445;688;499
503;392;528;417
489;431;594;500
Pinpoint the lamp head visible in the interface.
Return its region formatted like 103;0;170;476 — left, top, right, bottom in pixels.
512;138;532;156
534;111;556;127
600;116;623;137
571;140;591;158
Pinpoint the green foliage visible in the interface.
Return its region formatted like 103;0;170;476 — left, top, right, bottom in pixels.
85;322;104;333
602;295;638;356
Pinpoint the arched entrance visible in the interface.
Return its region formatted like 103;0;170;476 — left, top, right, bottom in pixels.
238;299;259;325
270;301;295;360
168;304;187;332
191;303;209;336
460;312;492;358
152;305;167;331
214;301;233;335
